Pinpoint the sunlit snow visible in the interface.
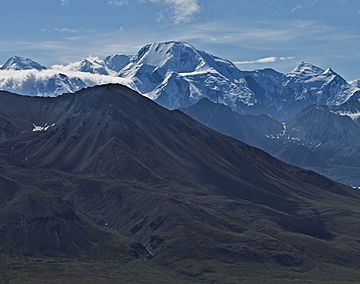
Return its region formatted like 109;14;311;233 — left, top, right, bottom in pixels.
32;123;56;132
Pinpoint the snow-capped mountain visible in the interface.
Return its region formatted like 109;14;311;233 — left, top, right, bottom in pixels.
120;41;254;110
119;42;358;119
0;56;131;97
0;42;358;119
0;43;359;186
329;91;360;122
104;54;131;72
52;54;131;75
284;63;353;105
76;57;112;75
52;56;114;75
0;71;86;97
242;62;357;119
0;56;47;71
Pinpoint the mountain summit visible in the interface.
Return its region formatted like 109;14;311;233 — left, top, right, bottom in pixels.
120;41;253;109
287;61;325;78
283;61;352;106
0;55;47;71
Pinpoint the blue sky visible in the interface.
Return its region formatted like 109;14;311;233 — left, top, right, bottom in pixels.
1;0;360;79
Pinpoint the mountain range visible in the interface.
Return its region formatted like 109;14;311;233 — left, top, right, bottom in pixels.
0;41;359;187
1;84;360;283
0;41;358;120
0;55;131;97
182;96;360;187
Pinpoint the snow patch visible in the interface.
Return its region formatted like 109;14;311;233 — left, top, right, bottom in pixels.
32;123;56;132
334;111;360;121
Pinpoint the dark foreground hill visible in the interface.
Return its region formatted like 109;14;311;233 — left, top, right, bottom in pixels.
1;84;360;283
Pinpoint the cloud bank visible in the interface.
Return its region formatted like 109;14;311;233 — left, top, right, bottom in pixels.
234;56;295;65
0;69;131;97
108;0;128;6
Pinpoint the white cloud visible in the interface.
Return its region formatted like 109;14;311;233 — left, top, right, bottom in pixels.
143;0;200;24
279;57;295;61
108;0;128;6
54;27;79;33
234;56;294;65
60;0;69;6
290;5;302;13
0;69;132;97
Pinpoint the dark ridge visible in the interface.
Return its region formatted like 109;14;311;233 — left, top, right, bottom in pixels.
1;84;360;282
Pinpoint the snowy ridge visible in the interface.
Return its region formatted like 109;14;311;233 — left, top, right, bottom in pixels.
52;56;115;75
0;69;132;97
335;111;360;121
120;41;254;110
0;41;358;119
284;62;353;105
287;62;325;79
329;91;360;121
104;54;131;72
350;79;360;94
1;56;47;71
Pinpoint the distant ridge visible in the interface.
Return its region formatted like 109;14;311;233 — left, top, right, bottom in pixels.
0;41;357;120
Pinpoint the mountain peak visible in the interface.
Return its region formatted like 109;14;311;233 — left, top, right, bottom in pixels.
72;56;112;75
323;67;339;77
79;56;103;70
289;62;324;76
119;40;249;108
128;40;205;72
149;40;195;50
0;55;47;71
104;54;131;72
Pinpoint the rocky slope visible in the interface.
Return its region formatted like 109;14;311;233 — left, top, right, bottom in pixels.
1;85;360;282
182;97;360;187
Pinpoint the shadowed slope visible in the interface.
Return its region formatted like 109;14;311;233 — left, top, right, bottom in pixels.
0;84;360;283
